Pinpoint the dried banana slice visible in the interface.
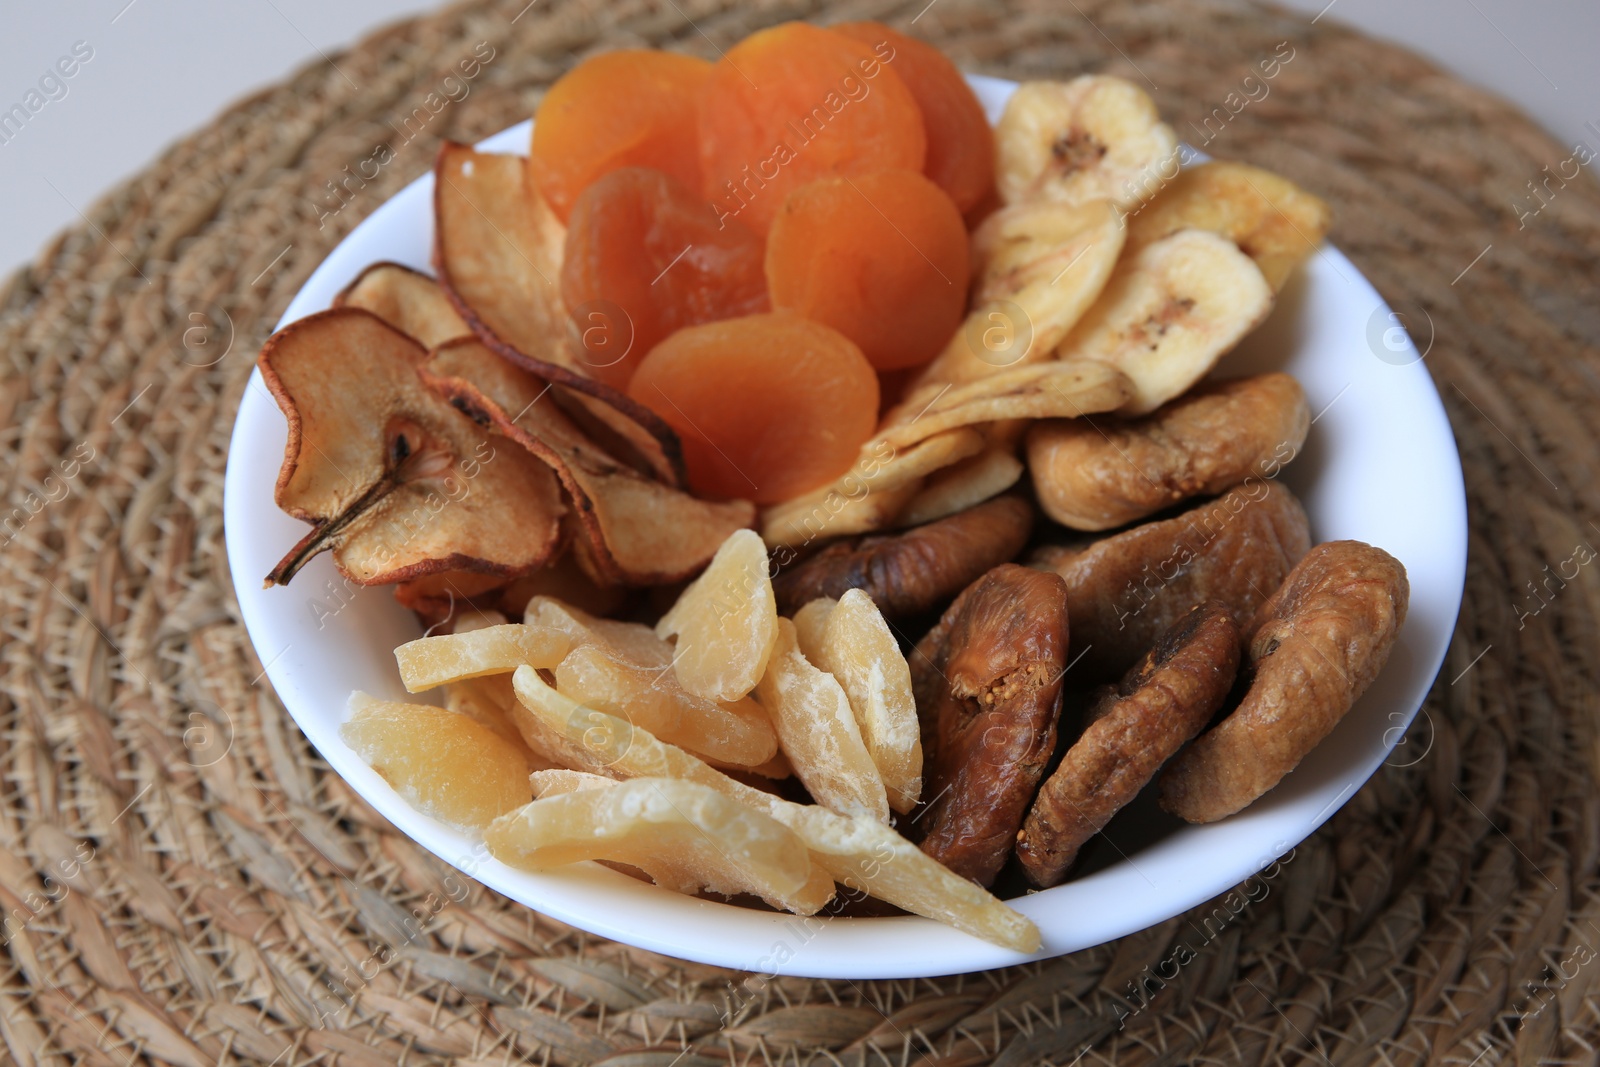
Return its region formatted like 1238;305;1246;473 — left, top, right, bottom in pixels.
996;76;1179;210
915;199;1126;387
1057;229;1273;414
898;448;1025;528
1125;161;1332;292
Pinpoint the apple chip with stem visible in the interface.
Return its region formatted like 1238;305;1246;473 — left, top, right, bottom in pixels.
432;141;686;486
333;261;472;349
259;308;564;588
486;777;836;915
420;338;754;586
508;667;1039;952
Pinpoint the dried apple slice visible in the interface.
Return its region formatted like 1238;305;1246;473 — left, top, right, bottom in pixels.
485;777;834;915
259;308;564;587
509;667;1039;951
420;338;754;586
432;142;685;486
333;262;472;348
342;695;531;830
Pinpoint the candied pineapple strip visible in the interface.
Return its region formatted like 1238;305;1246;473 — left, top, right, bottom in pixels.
341;695;531;830
757;618;889;823
510;666;1039;952
655;529;779;701
395;623;569;692
485;777;835;915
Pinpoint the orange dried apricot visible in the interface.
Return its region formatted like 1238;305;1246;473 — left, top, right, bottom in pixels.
531;50;709;222
833;22;995;213
562;167;769;389
766;170;970;370
698;22;926;236
628;313;879;504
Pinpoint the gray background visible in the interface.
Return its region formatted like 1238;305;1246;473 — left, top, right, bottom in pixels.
2;0;1596;277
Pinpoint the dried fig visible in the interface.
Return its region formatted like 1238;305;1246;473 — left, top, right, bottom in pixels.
1017;601;1239;886
1033;480;1309;680
1027;373;1309;531
1160;541;1409;823
910;564;1068;886
773;494;1034;620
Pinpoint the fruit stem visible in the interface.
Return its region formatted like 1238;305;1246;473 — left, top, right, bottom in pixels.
263;471;400;588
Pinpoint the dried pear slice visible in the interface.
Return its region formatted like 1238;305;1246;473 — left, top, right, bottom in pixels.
1056;229;1274;414
432;142;685;485
1124;161;1332;292
420;338;753;586
333;261;471;348
485;777;834;915
259;308;564;587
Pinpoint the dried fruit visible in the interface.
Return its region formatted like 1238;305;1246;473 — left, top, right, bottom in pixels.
1027;373;1310;530
342;696;530;830
911;564;1069;886
421;338;754;585
699;22;926;235
832;22;995;212
628;313;879;504
334;262;471;348
757;618;889;821
445;675;554;770
1161;541;1410;823
656;529;780;701
995;76;1178;209
1033;480;1311;680
813;589;923;814
433;142;686;486
880;359;1133;450
510;666;1038;950
561;167;769;389
530;50;710;222
914;198;1125;386
486;777;835;914
529;768;616;797
773;493;1034;620
1124;161;1331;291
1055;229;1274;415
1017;601;1239;885
766;169;970;370
259;309;564;587
395;623;570;691
898;447;1024;528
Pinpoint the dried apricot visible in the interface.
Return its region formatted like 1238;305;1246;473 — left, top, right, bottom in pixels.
766;169;969;370
530;50;709;221
832;22;995;213
699;22;926;236
628;313;879;503
562;167;769;388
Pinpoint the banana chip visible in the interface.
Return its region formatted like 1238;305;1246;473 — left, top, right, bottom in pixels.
756;619;889;823
509;666;1040;952
333;262;472;349
486;777;835;915
996;76;1178;209
395;623;569;692
898;448;1025;528
880;360;1134;450
1056;229;1274;414
1125;161;1332;292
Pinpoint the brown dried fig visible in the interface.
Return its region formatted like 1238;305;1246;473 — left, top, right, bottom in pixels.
1160;541;1410;824
1017;601;1239;886
1032;480;1309;680
773;494;1034;620
910;564;1068;886
1027;373;1310;531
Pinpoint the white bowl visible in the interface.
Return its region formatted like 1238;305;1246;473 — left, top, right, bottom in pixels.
222;75;1466;979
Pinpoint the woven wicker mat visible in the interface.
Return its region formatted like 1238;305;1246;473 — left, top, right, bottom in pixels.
3;0;1599;1062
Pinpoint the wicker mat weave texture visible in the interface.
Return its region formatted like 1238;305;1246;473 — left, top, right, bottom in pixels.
3;0;1599;1062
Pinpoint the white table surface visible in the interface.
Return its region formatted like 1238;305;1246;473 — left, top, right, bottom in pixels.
1;0;1595;278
